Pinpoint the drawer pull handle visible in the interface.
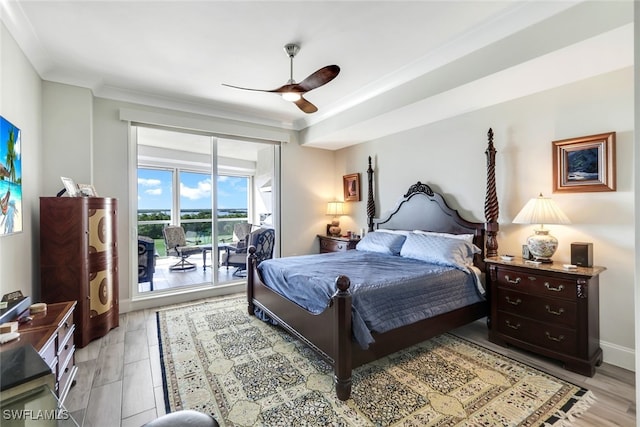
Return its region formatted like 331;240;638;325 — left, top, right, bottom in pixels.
544;282;565;292
505;297;522;306
64;344;69;351
504;275;521;285
506;320;521;330
545;305;565;316
545;332;565;342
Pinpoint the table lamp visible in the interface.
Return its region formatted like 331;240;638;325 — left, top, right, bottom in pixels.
513;193;570;263
326;201;345;236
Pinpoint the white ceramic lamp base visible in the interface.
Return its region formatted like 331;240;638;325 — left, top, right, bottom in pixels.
328;219;341;237
526;228;558;263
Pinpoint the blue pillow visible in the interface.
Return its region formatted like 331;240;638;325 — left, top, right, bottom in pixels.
400;232;481;271
356;231;406;255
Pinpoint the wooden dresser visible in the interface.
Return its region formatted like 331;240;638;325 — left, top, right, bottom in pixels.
486;257;605;376
40;197;119;348
317;235;360;253
0;301;77;404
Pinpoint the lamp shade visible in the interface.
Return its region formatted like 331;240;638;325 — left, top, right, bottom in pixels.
512;193;570;225
513;193;570;263
326;201;345;216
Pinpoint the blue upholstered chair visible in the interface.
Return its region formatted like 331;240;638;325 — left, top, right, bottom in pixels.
138;236;156;290
233;227;275;277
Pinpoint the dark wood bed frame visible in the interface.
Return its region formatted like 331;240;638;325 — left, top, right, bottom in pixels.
247;129;499;401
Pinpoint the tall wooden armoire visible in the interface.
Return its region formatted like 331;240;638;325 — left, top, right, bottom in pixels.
40;197;119;348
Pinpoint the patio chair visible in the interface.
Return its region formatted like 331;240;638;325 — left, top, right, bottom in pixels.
163;225;203;271
220;222;253;269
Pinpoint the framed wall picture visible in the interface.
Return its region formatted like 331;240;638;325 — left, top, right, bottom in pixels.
552;132;616;193
0;116;22;236
343;173;360;202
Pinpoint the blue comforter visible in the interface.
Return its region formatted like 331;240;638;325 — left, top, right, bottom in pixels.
256;250;484;348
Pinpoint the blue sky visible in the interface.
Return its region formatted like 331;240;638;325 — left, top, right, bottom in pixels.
137;169;247;210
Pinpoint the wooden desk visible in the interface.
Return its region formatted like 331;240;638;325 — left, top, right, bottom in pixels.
0;301;78;404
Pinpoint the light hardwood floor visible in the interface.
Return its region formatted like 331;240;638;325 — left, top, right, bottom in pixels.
64;294;636;427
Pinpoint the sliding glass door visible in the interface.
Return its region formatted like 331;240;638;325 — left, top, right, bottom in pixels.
133;125;278;297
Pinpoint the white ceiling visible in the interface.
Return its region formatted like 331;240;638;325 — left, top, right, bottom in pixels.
1;1;633;150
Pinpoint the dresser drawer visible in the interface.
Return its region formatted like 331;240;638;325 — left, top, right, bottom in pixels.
496;288;577;328
320;238;348;253
496;268;577;300
496;312;577;356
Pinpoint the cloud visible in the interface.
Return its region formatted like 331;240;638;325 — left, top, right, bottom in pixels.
139;178;161;186
146;188;162;196
181;178;212;200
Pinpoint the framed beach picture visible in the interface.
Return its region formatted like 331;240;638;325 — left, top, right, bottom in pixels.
552;132;616;193
0;116;22;236
343;173;360;202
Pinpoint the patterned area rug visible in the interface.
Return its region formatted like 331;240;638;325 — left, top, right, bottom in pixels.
157;296;594;426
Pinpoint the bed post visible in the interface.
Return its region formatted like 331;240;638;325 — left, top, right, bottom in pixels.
333;275;352;401
366;156;375;232
247;246;256;315
484;128;499;258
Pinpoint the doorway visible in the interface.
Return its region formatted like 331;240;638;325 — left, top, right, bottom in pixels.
133;125;279;296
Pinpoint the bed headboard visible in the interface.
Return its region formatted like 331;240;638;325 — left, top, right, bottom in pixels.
366;128;499;269
374;182;486;267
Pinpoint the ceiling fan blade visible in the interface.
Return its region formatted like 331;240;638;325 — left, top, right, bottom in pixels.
222;83;274;92
297;65;340;92
294;96;318;114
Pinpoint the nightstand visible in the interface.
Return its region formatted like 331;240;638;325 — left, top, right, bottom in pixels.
317;235;360;254
485;257;606;376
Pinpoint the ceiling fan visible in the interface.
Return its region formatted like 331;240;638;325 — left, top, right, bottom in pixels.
223;43;340;114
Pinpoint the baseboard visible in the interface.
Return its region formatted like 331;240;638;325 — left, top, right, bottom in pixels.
601;339;635;372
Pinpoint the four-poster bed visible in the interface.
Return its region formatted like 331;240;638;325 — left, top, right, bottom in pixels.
246;129;499;401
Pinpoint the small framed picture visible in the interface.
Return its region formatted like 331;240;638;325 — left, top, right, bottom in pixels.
60;176;79;197
343;173;360;202
522;244;532;260
78;183;98;197
552;132;616;193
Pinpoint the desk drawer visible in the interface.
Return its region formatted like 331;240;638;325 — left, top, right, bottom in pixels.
39;334;57;370
57;325;75;378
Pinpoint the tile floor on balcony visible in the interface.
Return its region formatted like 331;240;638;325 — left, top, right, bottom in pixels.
138;251;245;293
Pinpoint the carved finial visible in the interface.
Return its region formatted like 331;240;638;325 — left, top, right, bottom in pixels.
335;275;351;292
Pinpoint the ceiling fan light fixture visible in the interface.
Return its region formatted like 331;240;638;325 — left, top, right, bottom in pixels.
281;92;301;102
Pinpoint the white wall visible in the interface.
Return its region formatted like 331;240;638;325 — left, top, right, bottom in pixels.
0;23;42;299
336;67;634;371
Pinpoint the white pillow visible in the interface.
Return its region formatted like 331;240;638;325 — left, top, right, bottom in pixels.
400;232;481;271
412;230;475;243
356;231;406;255
374;229;411;236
